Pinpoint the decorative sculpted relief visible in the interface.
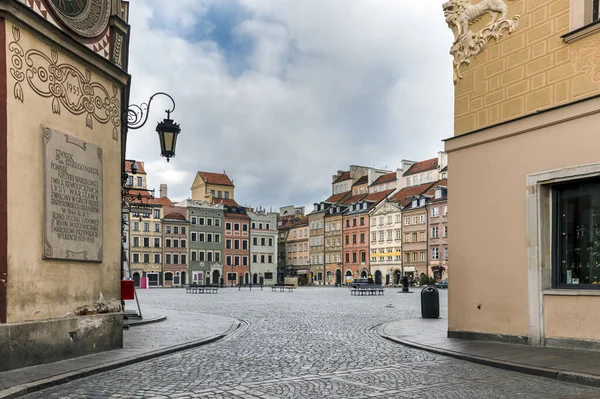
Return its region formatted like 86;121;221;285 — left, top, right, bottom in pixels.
571;39;600;83
48;0;111;38
443;0;520;83
8;27;120;141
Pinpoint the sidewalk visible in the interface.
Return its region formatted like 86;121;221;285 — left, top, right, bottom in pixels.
380;317;600;388
0;308;240;399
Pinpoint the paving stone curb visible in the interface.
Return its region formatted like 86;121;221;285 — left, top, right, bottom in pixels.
0;320;241;399
377;323;600;389
123;314;167;327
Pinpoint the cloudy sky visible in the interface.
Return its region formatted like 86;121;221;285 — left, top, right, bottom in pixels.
125;0;455;211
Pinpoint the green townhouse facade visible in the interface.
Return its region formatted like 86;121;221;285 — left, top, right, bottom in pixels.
175;199;225;285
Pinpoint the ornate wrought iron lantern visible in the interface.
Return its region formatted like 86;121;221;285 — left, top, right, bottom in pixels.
125;92;181;161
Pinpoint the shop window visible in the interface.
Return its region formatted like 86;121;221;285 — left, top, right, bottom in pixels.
553;178;600;288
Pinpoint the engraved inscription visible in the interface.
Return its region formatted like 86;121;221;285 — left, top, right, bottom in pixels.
43;127;103;262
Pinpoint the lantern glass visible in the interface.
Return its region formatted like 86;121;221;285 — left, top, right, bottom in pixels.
156;118;181;161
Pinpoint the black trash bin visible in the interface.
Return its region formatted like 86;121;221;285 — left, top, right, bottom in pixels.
421;286;439;318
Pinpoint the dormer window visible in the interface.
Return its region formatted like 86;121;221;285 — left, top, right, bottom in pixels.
435;189;442;199
412;199;418;208
363;203;367;210
337;207;340;212
314;204;318;211
406;177;411;186
419;198;426;207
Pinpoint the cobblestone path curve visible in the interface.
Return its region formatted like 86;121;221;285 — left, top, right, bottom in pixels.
23;288;600;399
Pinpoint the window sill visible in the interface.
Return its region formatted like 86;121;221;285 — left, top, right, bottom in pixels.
562;19;600;43
543;289;600;297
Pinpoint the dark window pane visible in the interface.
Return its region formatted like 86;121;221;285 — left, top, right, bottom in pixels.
556;179;600;287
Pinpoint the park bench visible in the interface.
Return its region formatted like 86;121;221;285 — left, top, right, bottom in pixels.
185;284;219;294
237;284;264;291
271;284;295;292
350;287;384;296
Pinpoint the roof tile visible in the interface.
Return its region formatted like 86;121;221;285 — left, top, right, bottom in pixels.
198;171;234;187
403;158;438;176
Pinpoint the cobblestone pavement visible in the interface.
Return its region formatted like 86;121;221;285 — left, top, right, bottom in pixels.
23;287;600;398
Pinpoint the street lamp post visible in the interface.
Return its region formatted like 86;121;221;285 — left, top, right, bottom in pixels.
121;92;181;304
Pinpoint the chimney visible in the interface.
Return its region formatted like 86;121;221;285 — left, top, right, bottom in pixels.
160;184;168;198
438;151;448;171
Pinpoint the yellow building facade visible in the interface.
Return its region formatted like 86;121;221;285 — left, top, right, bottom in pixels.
1;1;130;370
446;0;600;347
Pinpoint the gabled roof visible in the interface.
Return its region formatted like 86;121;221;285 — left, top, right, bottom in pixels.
427;179;448;203
389;182;436;207
197;171;234;187
372;172;396;185
341;193;367;205
212;198;239;207
125;160;146;174
124;188;153;199
325;192;350;204
403;158;438;176
163;212;187;221
352;175;368;186
333;171;351;183
363;189;394;204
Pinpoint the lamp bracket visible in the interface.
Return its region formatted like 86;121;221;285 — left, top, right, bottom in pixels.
124;92;176;130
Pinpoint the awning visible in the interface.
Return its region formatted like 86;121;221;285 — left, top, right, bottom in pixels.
404;267;416;272
296;270;310;275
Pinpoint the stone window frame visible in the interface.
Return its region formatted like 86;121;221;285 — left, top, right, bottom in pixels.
526;162;600;346
564;0;600;43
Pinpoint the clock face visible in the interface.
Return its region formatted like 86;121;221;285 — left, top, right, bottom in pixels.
50;0;89;18
47;0;111;38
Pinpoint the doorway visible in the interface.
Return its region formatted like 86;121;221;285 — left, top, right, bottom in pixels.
374;270;382;284
181;271;187;285
212;270;220;286
360;270;367;278
253;273;258;284
133;272;140;287
335;269;342;286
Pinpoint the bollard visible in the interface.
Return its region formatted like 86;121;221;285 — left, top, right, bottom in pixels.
402;276;409;293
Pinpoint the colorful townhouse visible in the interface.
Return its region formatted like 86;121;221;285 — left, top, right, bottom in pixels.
248;209;278;285
369;199;403;286
128;187;172;288
323;194;349;285
162;206;189;287
175;199;225;285
427;180;448;281
223;204;250;285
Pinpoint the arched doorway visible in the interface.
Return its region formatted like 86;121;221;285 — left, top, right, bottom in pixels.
181;271;186;285
360;270;367;278
132;272;140;287
252;273;258;284
394;270;402;285
385;273;390;285
374;270;382;284
335;269;342;286
212;270;220;286
244;273;249;285
164;272;173;287
345;270;352;284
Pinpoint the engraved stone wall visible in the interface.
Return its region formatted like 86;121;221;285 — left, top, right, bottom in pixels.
43;126;103;262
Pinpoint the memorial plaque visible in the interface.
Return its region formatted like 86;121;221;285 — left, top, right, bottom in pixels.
43;126;103;262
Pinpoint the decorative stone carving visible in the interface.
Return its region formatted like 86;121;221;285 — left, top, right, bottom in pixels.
8;27;120;140
47;0;111;39
443;0;519;83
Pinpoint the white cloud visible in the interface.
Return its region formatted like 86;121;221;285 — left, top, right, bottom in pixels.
125;0;454;210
